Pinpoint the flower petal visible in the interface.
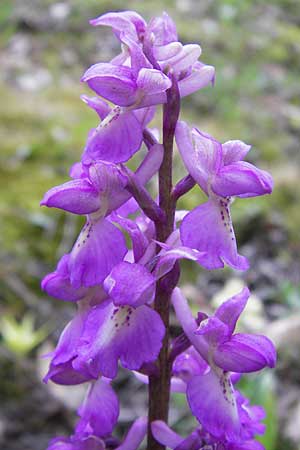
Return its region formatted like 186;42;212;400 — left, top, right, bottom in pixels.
187;370;240;441
44;308;94;385
76;378;119;438
116;417;147;450
111;214;150;262
180;199;249;271
195;316;230;344
214;333;276;372
68;218;127;288
175;121;222;193
173;346;209;382
153;42;182;60
151;421;183;449
211;161;273;198
42;255;89;302
160;44;201;75
41;179;100;215
44;360;92;386
104;262;156;307
81;95;110;120
82;63;137;106
74;302;165;378
178;62;215;97
83;108;143;164
222;140;251;164
145;12;178;46
90;11;146;42
171;287;209;362
215;287;250;335
136;68;171;107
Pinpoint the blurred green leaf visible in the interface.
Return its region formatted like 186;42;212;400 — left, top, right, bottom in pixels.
238;372;278;450
0;313;48;356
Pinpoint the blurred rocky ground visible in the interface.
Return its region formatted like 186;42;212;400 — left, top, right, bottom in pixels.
0;1;300;449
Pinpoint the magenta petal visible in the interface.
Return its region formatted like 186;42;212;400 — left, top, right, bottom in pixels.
160;44;201;75
74;302;165;379
181;200;249;271
151;421;183;448
90;11;146;41
173;346;209;382
104;262;156;307
81;95;110;120
171;288;209;362
69;218;127;288
42;254;89;302
44;360;92;386
120;33;152;75
83;109;143;164
51;311;87;366
146;12;178;46
212;161;273;198
178;62;215;97
154;41;182;60
116;417;147;450
154;243;206;280
76;378;119;438
222;140;251;164
111;215;149;262
136;68;171;105
214;333;276;372
88;161;127;200
41;179;100;215
175;121;222;193
82;63;137;106
196;316;230;343
133;106;156;128
187;370;240;441
44;308;94;385
215;287;250;335
42;271;87;302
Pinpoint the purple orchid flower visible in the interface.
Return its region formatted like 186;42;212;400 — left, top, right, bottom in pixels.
41;144;163;289
172;285;276;374
171;286;275;441
175;121;273;270
81;57;170;163
82;12;214;164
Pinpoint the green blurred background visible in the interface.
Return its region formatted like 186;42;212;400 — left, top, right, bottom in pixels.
0;1;300;449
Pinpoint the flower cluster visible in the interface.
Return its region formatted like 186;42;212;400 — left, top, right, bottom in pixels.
41;9;276;450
